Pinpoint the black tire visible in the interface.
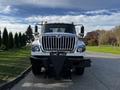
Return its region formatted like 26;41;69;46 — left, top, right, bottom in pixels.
32;63;41;76
75;67;85;75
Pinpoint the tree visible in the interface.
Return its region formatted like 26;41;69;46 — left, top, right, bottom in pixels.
2;27;9;50
113;26;120;46
25;25;33;43
8;32;14;49
19;32;22;47
21;34;27;46
0;31;1;47
98;30;117;46
14;33;19;48
85;30;99;46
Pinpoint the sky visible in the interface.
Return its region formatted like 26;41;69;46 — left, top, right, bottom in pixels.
0;0;120;34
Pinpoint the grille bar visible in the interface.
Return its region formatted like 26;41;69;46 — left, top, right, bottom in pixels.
42;35;75;51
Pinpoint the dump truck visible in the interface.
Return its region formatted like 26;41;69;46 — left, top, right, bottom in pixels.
30;22;91;79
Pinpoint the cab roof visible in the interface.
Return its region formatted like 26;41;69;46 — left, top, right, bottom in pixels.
44;23;74;26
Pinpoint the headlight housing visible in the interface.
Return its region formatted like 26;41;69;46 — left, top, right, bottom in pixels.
77;45;86;52
32;45;40;52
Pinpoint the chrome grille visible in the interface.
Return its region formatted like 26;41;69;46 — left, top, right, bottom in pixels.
42;35;75;52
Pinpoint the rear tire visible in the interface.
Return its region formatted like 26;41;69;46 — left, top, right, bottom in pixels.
75;67;85;75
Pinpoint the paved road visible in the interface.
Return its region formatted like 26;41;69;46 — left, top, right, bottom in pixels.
11;52;120;90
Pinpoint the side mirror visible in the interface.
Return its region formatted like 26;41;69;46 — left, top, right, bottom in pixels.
79;25;84;38
35;25;38;33
35;25;39;35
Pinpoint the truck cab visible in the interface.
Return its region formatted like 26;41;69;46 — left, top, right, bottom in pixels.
30;22;91;79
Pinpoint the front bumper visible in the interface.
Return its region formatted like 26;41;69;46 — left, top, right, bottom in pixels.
31;52;85;56
30;55;91;67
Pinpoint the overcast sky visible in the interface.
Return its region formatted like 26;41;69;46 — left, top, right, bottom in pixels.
0;0;120;34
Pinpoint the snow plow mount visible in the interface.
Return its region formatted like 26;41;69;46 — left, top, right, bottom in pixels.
30;55;91;79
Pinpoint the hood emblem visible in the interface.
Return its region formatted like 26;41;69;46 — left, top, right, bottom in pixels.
56;35;61;38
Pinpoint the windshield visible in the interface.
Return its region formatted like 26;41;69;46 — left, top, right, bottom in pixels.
43;24;76;34
49;28;66;32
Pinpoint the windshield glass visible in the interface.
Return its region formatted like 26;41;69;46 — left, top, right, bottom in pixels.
43;24;76;34
49;28;65;32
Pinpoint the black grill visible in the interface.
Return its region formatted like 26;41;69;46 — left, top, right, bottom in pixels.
42;35;75;52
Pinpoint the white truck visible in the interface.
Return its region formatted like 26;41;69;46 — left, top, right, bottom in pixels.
30;22;91;79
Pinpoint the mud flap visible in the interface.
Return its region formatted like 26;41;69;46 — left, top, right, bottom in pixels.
50;52;66;79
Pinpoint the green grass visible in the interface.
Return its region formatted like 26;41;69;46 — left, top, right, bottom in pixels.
0;47;31;84
87;46;120;55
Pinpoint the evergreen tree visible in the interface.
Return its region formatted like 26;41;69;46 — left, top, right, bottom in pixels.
25;25;33;43
14;33;19;48
8;32;14;49
0;31;1;47
19;32;22;47
2;27;9;50
21;34;27;46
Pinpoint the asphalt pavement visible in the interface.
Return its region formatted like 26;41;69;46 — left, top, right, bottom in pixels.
11;52;120;90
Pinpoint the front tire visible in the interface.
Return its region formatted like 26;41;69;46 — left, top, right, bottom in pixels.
32;63;41;76
75;67;85;75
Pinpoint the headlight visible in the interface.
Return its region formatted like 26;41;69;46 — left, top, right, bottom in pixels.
77;45;86;52
32;45;40;52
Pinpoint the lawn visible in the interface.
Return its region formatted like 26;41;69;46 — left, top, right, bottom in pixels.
0;47;31;84
86;46;120;55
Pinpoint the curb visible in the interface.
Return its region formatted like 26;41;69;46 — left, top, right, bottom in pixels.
0;66;31;90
